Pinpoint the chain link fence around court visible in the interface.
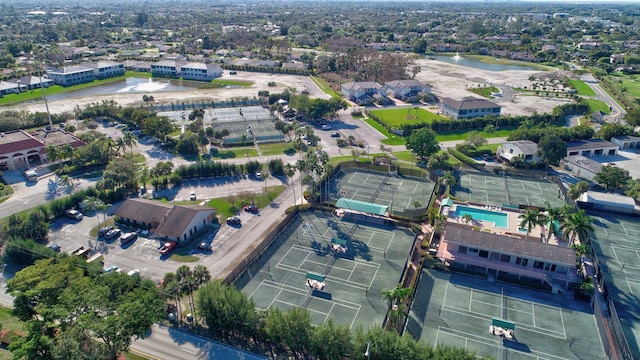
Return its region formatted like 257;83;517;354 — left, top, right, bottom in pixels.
329;166;436;219
209;106;283;145
453;171;565;209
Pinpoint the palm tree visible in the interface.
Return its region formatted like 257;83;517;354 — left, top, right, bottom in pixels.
82;196;100;229
284;164;297;208
58;175;74;193
461;213;473;225
518;209;541;240
262;172;270;196
114;138;125;157
46;145;60;163
381;286;413;332
192;265;211;287
562;210;594;246
440;171;457;187
176;265;196;325
544;205;565;242
122;131;137;156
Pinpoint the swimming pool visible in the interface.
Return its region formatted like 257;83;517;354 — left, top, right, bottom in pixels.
453;205;508;228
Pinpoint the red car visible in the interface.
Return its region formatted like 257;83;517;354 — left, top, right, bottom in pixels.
159;242;177;255
243;205;259;214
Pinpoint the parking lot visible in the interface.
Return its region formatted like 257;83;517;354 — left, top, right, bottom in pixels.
47;188;266;283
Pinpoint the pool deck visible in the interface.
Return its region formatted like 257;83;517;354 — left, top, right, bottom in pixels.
444;203;568;247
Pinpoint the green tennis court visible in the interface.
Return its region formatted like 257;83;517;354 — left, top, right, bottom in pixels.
234;211;415;329
453;172;565;209
331;168;435;217
407;269;605;360
590;213;640;358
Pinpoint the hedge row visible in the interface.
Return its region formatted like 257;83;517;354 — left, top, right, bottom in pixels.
447;147;485;168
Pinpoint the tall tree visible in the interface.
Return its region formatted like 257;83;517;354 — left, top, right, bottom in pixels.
537;134;566;166
562;210;594;246
406;127;440;160
594;165;631;190
518;209;541;240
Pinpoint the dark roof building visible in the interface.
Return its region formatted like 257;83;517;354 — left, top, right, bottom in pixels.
440;97;501;120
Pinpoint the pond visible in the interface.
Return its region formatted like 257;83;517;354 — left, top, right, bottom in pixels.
46;77;209;101
427;54;539;71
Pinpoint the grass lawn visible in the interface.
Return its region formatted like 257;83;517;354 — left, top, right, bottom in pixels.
468;86;498;98
310;76;341;99
0;183;14;205
463;55;552;70
208;185;286;219
210;79;253;87
0;306;25;359
0;71;149;106
584;98;611;114
435;128;512;142
209;147;258;159
620;75;640;97
257;142;297;156
124;352;150;360
569;79;597;96
368;108;447;128
362;118;406;145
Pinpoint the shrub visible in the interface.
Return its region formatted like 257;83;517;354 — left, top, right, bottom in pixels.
447;147;484;167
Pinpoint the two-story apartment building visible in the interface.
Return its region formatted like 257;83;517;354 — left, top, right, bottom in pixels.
438;224;577;293
496;140;540;164
179;63;223;81
440;97;501;120
385;79;430;102
90;61;125;79
341;82;386;105
46;65;96;86
150;60;182;78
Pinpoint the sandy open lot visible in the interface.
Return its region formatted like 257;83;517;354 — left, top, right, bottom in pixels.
413;58;572;116
7;60;569;117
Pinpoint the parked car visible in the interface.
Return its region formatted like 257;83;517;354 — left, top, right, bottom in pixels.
48;244;61;252
98;226;114;237
198;242;212;252
127;269;140;277
331;131;341;138
138;229;150;237
105;229;122;240
255;171;262;179
227;216;241;226
243;204;259;214
189;191;197;201
321;124;332;130
159;242;177;255
120;232;138;244
104;265;119;273
64;209;83;220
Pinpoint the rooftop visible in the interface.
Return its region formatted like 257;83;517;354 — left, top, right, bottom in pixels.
566;139;618;151
441;96;500;110
563;155;602;174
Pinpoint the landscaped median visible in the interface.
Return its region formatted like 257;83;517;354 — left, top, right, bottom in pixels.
447;147;484;169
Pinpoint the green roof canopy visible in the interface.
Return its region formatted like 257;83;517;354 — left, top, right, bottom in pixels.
492;318;515;331
306;272;325;282
442;197;453;207
331;237;348;246
336;198;388;216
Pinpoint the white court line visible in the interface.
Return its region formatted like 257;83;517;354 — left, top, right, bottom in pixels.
472;298;534;315
436;326;571;360
627;278;636;295
611;246;622;265
469;289;473;312
620;221;631;237
442;303;566;339
532;302;536;327
256;279;362;311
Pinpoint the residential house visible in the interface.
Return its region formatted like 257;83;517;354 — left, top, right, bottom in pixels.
438;223;577;293
150;60;181;78
179;62;223;81
46;65;96;86
496;140;540;164
115;198;216;242
90;61;125;79
122;60;151;72
566;139;618;157
341;81;386;105
440;97;501;120
8;76;52;91
610;54;625;64
0;81;21;96
385;79;430;102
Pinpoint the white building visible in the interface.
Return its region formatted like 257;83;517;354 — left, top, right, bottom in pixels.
562;155;602;182
341;82;386;105
150;60;181;78
46;65;96;86
90;61;125;79
179;62;223;81
496;140;540;163
385;79;430;102
566;139;618;157
577;191;639;215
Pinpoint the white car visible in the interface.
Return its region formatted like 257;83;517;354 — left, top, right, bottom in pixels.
189;191;196;201
255;172;262;179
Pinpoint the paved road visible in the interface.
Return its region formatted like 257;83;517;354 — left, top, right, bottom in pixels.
579;72;627;122
130;324;266;360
